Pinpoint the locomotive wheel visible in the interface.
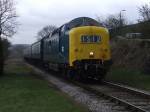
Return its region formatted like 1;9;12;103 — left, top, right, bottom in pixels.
74;72;81;81
97;73;106;82
75;70;87;82
97;77;102;82
61;68;67;78
67;69;75;79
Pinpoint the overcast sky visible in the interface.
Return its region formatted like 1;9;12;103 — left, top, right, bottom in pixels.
10;0;149;44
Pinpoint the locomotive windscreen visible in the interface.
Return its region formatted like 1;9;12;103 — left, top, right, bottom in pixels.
66;17;101;29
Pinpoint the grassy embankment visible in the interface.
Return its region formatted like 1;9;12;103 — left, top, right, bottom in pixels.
106;68;150;91
0;59;87;112
107;39;150;91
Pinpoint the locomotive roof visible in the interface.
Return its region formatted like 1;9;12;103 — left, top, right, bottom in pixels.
49;17;102;38
65;17;101;29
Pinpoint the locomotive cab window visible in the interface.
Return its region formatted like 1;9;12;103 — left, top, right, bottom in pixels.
81;35;101;43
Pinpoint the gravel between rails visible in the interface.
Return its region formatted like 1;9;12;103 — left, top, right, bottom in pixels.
27;63;132;112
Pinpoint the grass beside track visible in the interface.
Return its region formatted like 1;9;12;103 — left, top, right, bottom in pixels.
0;59;87;112
106;68;150;91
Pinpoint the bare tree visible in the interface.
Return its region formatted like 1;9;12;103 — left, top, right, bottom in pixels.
95;15;106;26
106;14;127;29
0;0;18;75
105;15;120;29
37;25;57;40
96;13;127;29
2;38;10;59
138;3;150;22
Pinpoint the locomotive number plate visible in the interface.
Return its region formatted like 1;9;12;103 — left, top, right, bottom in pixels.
81;35;101;43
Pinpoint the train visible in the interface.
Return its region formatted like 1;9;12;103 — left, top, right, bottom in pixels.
24;17;112;81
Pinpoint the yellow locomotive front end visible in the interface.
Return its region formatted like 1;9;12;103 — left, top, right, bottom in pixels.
69;26;112;80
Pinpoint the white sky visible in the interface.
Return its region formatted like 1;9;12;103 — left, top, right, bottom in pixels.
10;0;149;44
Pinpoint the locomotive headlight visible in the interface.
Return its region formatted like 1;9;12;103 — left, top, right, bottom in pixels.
90;52;94;56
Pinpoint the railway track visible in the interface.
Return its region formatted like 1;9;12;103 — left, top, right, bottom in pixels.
73;80;150;112
27;63;150;112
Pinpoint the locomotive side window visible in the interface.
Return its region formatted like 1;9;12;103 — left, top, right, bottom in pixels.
81;35;101;43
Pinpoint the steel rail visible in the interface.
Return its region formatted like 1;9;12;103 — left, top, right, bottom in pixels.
103;81;150;99
73;82;148;112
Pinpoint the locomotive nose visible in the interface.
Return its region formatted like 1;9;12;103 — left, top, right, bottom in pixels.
69;26;111;66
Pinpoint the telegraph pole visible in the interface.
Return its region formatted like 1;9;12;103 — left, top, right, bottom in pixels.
119;10;126;27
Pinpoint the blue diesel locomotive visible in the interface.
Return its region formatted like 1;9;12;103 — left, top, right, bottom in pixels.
24;17;112;81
